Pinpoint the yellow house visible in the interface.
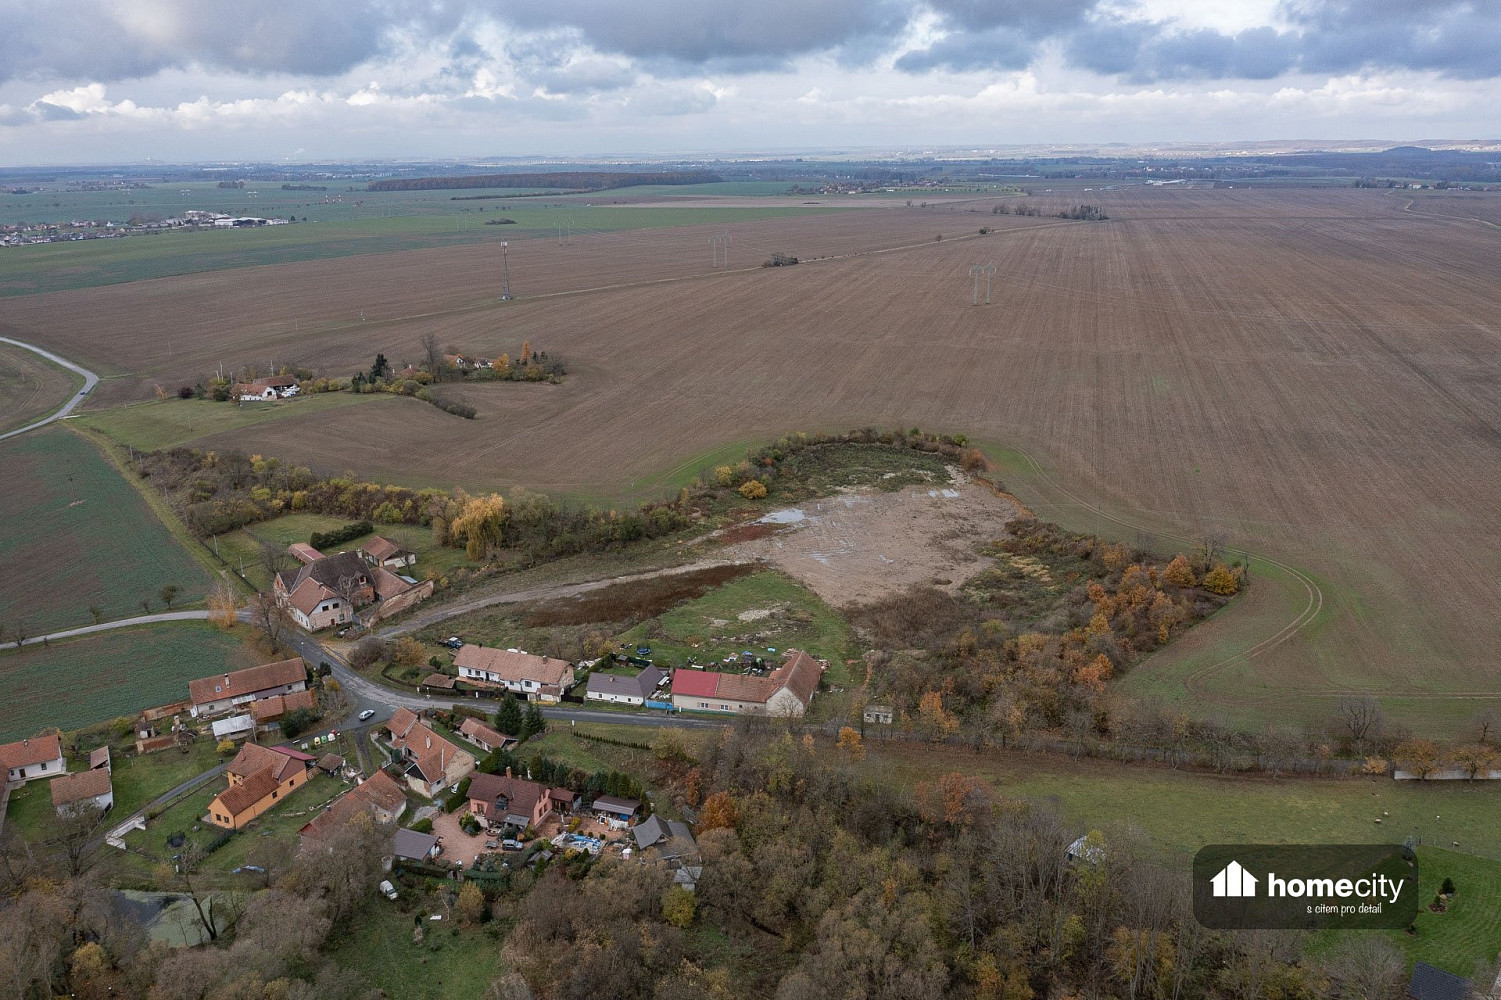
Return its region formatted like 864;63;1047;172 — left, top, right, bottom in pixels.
207;743;311;830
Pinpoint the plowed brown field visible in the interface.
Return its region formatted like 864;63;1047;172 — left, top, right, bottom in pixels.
12;186;1501;730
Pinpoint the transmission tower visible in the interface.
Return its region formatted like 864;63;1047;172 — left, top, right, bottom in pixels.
500;241;513;301
969;262;997;305
710;232;730;268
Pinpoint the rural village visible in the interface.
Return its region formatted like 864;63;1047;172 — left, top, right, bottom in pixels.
3;141;1501;998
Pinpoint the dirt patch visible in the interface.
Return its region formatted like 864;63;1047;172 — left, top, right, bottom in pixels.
718;479;1022;607
521;563;757;627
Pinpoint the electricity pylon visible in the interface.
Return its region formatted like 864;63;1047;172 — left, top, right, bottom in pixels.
969;262;996;305
710;232;730;267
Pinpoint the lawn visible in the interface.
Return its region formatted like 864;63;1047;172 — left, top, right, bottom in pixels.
76;393;377;452
323;895;503;1000
0;622;247;741
2;738;222;842
0;426;216;634
215;511;470;591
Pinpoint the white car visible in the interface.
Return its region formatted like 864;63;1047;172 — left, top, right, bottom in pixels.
358;709;376;721
378;880;397;900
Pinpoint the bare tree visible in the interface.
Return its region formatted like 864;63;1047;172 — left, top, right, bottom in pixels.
249;591;293;653
1472;708;1500;746
1318;935;1405;1000
46;801;108;879
1332;695;1385;755
88;605;103;625
333;573;365;623
157;842;234;943
258;540;295;583
420;332;444;382
159;584;180;610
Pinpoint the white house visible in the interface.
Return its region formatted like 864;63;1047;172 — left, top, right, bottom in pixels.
452;645;575;702
1;734;66;784
51;769;114;817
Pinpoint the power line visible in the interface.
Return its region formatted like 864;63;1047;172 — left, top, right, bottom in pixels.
500;241;513;301
709;232;731;268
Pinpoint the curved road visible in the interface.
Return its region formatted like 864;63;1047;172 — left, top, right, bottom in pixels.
0;335;99;442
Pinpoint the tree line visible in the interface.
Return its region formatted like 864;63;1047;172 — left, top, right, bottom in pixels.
367;170;722;192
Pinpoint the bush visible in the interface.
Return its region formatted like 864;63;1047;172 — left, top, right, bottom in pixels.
410;818;434;834
738;480;768;500
1442;877;1456;895
348;637;386;671
310;520;373;550
281;707;317;739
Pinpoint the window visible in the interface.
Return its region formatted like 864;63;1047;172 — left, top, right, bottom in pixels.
271;791;277;799
39;761;47;770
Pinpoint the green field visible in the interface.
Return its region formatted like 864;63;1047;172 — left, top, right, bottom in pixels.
0;426;216;634
0;622;245;741
76;393;378;452
0;185;836;296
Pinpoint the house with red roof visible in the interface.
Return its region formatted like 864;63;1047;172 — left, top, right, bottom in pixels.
1;733;66;785
669;650;825;717
452;645;574;702
385;708;475;797
206;743;313;830
188;658;308;719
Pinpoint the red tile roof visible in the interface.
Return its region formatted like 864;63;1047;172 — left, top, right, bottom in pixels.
670;670;719;698
0;734;62;771
300;770;407;841
288;543;324;565
189;659;305;707
227;743;302;783
51;768;112;807
768;650;825;707
212;767;281;819
458;717;512;747
361;536;408;563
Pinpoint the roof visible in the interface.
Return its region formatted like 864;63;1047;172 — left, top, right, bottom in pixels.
88;747;110;770
1407;962;1472;1000
51;768;112;807
392;827;440;860
591;794;640;816
227;743;303;783
391;721;465;783
278;551;372;600
587;665;665;700
386;707;420;740
421;673;457;690
372;566;412;600
282;576;340;616
768;650;824;707
300;770;407;841
467;771;545;820
0;734;62;771
288;543;324;565
189;658;305;706
362;536;409;563
670;670;720;699
250;690;316;723
213;767;282;819
452;645;571;686
634;815;695;851
458;717;512;747
317;753;345;772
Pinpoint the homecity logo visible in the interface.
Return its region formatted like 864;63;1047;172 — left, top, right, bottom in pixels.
1194;845;1417;930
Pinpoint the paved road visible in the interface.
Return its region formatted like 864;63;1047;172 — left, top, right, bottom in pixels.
17;610;211;647
102;759;228;850
0;335;99;442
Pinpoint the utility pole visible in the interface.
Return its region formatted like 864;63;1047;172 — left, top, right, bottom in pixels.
710;232;730;268
500;241;513;301
969;262;996;305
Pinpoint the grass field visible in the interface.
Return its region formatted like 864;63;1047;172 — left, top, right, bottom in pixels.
323;899;503;1000
0;622;248;741
76;392;379;452
0;426;216;635
0;340;81;435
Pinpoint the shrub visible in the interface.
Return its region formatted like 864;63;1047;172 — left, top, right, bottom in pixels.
410;818;434;834
310;520;373;550
738;480;768;500
1442;877;1456;895
1202;564;1240;596
348;637;386;671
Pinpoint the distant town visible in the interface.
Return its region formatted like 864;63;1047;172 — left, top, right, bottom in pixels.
0;209;295;247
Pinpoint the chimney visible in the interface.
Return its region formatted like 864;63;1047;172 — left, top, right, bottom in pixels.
224;674;231;688
505;766;512;778
425;735;431;750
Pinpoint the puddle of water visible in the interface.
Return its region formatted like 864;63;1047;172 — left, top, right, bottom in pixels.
759;508;806;524
927;489;961;499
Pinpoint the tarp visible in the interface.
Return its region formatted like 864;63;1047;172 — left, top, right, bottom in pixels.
211;715;254;738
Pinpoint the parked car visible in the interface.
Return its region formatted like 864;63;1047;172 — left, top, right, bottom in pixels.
358;709;376;721
501;839;525;851
443;636;464;649
378;880;398;900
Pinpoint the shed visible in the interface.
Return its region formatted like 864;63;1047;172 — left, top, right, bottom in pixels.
591;795;641;821
316;753;345;775
392;828;440;862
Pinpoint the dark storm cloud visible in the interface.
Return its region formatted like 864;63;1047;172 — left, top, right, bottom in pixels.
0;0;1498;89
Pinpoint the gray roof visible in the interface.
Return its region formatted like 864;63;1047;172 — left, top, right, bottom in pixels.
1407;963;1472;1000
591;795;640;816
586;665;665;700
633;814;695;850
391;828;439;861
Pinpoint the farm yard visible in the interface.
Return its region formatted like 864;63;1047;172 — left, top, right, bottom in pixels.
4;184;1501;737
0;621;248;741
0;339;81;435
0;426;216;635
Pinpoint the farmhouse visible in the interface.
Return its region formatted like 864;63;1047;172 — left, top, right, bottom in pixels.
466;769;573;831
188;658;308;718
585;665;665;706
1;733;66;784
452;645;575;702
274;550;373;630
361;536;415;569
50;768;114;816
669;650;825;717
456;717;516;753
299;770;407;843
207;743;312;830
250;688;318;726
385;708;475;797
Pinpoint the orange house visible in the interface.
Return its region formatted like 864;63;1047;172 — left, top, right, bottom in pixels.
207;744;311;830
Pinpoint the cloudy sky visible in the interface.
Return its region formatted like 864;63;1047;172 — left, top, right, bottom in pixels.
0;0;1497;164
